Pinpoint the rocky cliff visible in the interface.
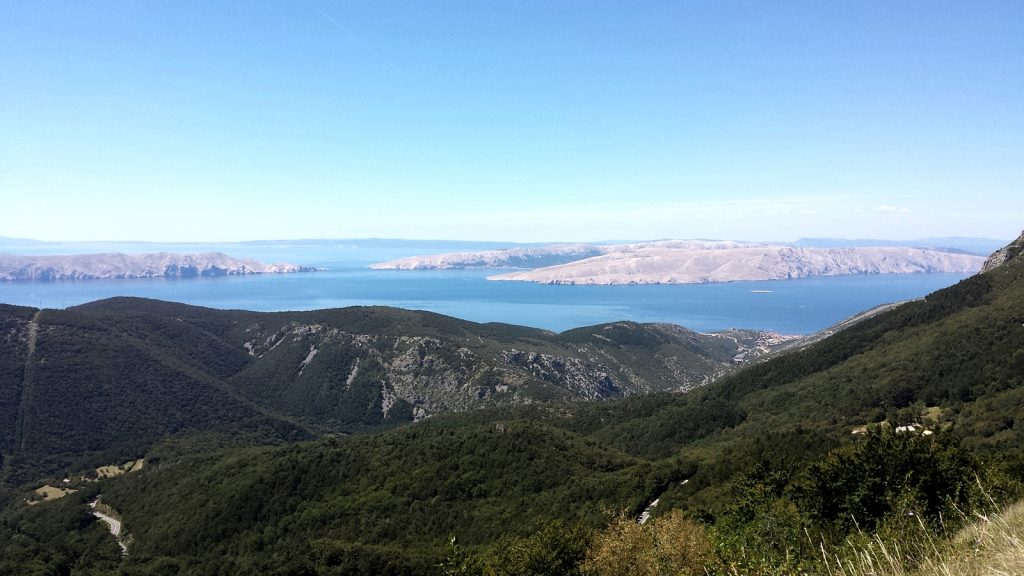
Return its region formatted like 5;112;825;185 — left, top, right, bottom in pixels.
981;230;1024;273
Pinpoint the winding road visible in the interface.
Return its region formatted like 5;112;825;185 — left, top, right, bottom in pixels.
90;500;128;555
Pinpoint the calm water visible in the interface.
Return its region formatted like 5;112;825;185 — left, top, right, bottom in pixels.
0;243;969;334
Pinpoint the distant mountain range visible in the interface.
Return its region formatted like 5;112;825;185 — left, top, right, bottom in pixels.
0;252;315;281
791;236;1009;254
0;236;538;254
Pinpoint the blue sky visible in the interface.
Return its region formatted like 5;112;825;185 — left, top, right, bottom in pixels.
2;1;1022;242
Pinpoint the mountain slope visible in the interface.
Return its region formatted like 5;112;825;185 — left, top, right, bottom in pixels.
89;234;1023;572
1;304;306;483
0;233;1022;575
545;231;1024;503
0;298;785;482
100;416;682;573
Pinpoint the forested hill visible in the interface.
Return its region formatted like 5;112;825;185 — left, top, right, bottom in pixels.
13;231;1017;575
0;234;1021;575
553;230;1024;474
0;297;785;482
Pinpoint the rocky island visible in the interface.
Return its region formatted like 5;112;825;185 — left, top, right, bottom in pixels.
0;252;316;281
372;241;986;285
368;243;607;270
369;240;749;270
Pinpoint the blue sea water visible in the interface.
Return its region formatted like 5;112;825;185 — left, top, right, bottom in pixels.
0;243;970;334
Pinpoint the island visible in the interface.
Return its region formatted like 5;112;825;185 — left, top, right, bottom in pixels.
371;241;986;285
0;252;316;281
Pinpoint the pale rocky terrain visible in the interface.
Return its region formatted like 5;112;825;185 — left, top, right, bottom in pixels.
370;240;985;285
232;316;793;422
369;243;605;269
0;252;314;281
487;245;985;285
369;240;749;270
981;230;1024;273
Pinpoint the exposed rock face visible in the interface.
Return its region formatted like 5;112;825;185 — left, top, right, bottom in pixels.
369;240;750;270
981;230;1024;273
487;246;985;285
0;252;315;281
369;243;606;270
371;240;984;285
230;314;796;423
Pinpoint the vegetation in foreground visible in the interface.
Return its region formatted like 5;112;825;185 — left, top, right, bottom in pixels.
442;492;1024;576
0;233;1020;574
440;428;1021;576
0;422;1018;575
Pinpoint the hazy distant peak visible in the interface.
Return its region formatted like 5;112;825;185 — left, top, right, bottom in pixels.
792;236;1009;255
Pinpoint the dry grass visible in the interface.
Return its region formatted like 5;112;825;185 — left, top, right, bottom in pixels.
938;500;1024;576
920;406;944;423
818;500;1024;576
583;510;720;576
95;465;124;478
95;458;145;479
26;484;77;505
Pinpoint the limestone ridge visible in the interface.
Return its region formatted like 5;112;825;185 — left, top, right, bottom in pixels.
368;243;607;269
371;241;986;285
981;230;1024;273
488;246;984;285
0;252;316;281
369;240;750;270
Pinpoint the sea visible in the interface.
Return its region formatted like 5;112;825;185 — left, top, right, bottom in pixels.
0;240;972;335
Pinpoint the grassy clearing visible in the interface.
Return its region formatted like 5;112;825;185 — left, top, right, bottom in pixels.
818;499;1024;576
27;484;77;505
95;458;145;479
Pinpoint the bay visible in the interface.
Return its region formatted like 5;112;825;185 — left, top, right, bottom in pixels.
0;242;970;334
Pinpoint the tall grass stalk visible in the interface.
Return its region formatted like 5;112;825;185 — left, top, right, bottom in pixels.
818;500;1024;576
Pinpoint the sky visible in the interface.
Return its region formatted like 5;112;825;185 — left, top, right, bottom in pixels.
1;1;1022;243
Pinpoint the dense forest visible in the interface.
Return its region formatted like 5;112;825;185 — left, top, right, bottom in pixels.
0;233;1021;574
0;297;784;485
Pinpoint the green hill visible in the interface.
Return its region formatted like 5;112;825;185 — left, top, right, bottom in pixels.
0;233;1021;575
0;297;781;484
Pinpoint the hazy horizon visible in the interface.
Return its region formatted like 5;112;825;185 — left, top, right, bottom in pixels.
0;233;1014;247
